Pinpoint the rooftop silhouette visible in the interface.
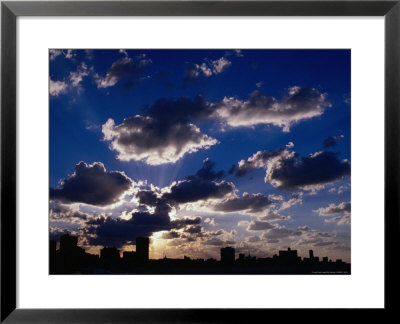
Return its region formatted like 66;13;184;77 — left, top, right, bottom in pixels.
50;234;350;275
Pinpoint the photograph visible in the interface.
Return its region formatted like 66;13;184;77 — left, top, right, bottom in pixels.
49;49;351;275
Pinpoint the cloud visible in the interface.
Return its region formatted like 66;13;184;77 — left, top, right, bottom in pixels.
50;161;133;206
259;209;290;222
265;151;351;191
95;54;151;88
170;216;202;229
322;134;344;148
49;201;89;222
50;62;90;97
163;178;235;204
213;87;331;132
230;142;294;177
49;79;68;96
210;57;232;73
50;227;75;241
297;225;310;231
324;215;351;225
204;217;217;226
161;159;234;204
247;220;274;231
295;229;334;246
49;49;76;61
261;225;302;239
213;192;272;213
314;202;351;225
231;143;350;191
185;56;231;82
133;160;234;208
314;202;351;216
246;235;261;243
186;158;225;181
69;62;90;87
89;212;168;247
279;192;303;210
102;96;218;165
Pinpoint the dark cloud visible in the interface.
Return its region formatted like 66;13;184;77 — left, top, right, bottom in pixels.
266;151;350;190
202;237;236;246
186;158;225;181
246;235;261;243
231;143;350;191
89;196;172;247
322;135;344;148
161;231;181;239
261;226;302;239
102;96;217;165
170;216;202;229
230;143;294;177
136;190;159;206
86;216;106;226
164;178;235;204
134;161;233;208
49;227;75;241
95;54;151;88
88;198;204;246
213;192;272;213
50;162;132;206
49;201;88;221
247;220;274;231
90;213;167;247
142;94;214;124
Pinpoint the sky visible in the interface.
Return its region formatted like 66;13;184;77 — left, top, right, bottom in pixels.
49;49;351;262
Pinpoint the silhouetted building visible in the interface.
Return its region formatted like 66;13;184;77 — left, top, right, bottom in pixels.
136;237;149;262
101;247;120;265
123;251;137;263
50;240;57;255
278;247;301;265
322;257;328;263
60;234;78;254
304;249;319;264
238;253;245;262
221;247;235;264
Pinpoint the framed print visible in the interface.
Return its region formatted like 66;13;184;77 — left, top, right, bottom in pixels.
1;0;399;322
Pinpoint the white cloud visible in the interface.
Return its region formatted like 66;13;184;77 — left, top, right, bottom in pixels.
69;62;89;87
314;202;351;216
49;79;68;96
213;87;331;132
102;117;218;165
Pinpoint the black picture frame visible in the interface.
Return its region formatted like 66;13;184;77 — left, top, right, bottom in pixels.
1;0;398;322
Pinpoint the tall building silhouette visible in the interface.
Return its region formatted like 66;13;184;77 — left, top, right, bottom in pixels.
60;234;78;254
136;237;149;262
278;247;301;265
100;247;120;265
220;247;235;264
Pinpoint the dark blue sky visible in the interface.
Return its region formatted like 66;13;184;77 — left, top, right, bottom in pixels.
49;49;351;261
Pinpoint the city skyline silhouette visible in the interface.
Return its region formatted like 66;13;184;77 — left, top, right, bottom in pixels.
50;234;350;275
